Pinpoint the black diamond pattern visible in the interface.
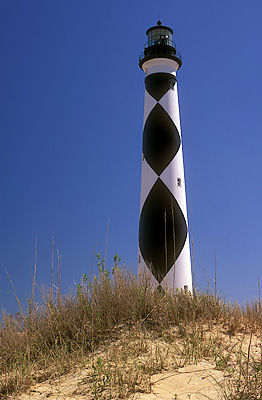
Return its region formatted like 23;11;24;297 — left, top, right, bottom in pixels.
143;104;180;176
145;73;177;101
139;178;187;284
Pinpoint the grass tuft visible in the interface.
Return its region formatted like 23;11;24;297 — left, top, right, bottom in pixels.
0;264;261;399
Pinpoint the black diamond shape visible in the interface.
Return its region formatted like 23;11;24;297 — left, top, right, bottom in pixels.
139;178;187;284
143;104;180;176
157;285;164;293
145;73;177;101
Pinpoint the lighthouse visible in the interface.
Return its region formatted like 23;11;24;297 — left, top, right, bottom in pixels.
138;21;192;292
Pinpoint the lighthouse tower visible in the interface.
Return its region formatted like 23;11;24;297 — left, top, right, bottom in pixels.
138;21;192;292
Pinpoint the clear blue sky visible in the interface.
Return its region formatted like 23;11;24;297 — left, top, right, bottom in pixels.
1;0;262;315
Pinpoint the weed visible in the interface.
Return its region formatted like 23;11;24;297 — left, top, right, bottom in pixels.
0;260;261;399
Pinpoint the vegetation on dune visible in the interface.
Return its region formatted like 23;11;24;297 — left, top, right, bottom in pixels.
0;255;262;399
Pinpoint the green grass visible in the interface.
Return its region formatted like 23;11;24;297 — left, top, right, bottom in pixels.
0;263;261;399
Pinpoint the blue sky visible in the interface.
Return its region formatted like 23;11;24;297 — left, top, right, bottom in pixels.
1;0;262;315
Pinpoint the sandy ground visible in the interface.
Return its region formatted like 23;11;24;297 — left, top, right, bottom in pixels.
15;360;225;400
11;328;261;400
135;362;225;400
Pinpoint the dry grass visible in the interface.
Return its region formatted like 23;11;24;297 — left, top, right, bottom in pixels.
0;263;262;399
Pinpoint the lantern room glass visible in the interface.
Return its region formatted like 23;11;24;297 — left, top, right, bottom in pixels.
147;28;172;47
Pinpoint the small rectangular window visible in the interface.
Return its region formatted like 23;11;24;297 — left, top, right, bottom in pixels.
177;178;182;187
138;255;141;263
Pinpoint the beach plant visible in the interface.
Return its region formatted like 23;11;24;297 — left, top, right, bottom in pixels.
0;257;261;399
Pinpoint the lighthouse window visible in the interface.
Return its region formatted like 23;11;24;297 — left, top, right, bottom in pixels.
148;29;172;44
177;178;182;187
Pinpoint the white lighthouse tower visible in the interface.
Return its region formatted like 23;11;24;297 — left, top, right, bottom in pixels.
138;21;192;292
